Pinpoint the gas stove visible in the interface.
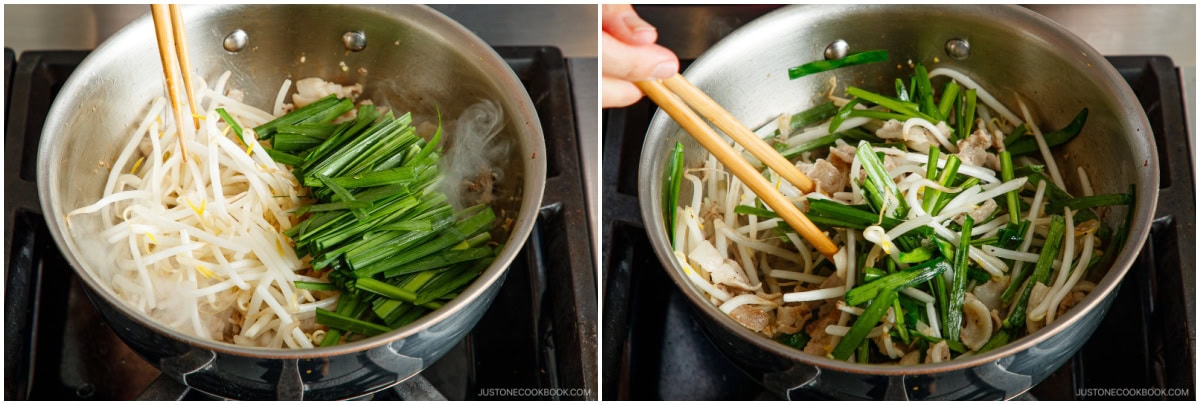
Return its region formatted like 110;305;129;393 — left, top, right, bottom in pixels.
4;46;597;400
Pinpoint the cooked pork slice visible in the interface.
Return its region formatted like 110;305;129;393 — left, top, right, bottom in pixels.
798;159;848;196
972;276;1008;311
292;77;363;108
956;128;1001;170
730;305;773;333
776;303;813;335
1056;290;1087;318
955;199;999;226
926;340;951;364
803;308;841;357
899;349;922;365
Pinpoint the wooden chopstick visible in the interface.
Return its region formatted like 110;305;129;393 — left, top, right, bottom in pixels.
660;74;816;194
168;4;200;130
636;77;839;260
150;4;190;160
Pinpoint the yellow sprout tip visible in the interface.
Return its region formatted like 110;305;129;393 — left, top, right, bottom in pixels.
130;156;145;174
196;265;215;279
186;197;206;218
145;232;157;244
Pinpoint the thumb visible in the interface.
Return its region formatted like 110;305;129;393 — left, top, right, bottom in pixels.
602;4;658;46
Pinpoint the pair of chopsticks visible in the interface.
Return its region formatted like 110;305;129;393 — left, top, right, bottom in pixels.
636;74;839;259
150;4;198;160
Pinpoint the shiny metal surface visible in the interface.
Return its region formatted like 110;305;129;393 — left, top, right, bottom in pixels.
35;4;545;400
3;4;598;58
823;39;849;61
638;5;1159;400
6;2;601;267
635;3;1195;151
342;31;367;52
945;38;970;60
221;29;246;53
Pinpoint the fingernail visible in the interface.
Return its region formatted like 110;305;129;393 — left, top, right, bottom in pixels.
650;62;676;80
623;12;654;33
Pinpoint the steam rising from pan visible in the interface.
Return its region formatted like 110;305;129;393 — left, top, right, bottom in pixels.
438;100;509;211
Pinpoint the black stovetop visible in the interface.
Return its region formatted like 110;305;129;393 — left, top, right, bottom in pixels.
601;56;1196;400
3;46;597;401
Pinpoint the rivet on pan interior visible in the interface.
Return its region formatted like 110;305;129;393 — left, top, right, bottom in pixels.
223;29;247;52
945;38;970;60
824;39;850;60
343;31;367;52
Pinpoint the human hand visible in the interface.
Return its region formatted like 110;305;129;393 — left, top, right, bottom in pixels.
602;5;679;108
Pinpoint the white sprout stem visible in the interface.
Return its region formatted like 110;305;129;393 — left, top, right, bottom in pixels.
927;67;1023;125
886;214;933;240
736;218;782;235
880;148;1001;183
836;301;865;316
673;206;687;253
719;294;778;314
897;175;963;195
705;154;719;206
1008;181;1048;292
1078;167;1094;197
1017;97;1066;189
66;190;153;217
273;79;293;116
736;243;761;289
1046;232;1096;324
904;117;958;153
786;232;814;274
901;287;935;303
926;302;942;338
717;222;801;263
905;183;928;218
768;269;827;284
983;245;1063;267
971;216;1009;237
1032;208;1077;322
978;104;1000;144
825;324;885;338
683;208;706;254
935;178;1027;221
929;221;1008;277
888;164;926;180
684;173;704;215
833;245;848;279
783;286;846;302
74;72;334;348
785;117;872;148
846;231;857;291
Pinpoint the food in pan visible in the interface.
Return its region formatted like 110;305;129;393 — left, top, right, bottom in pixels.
68;72;503;349
666;53;1134;363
